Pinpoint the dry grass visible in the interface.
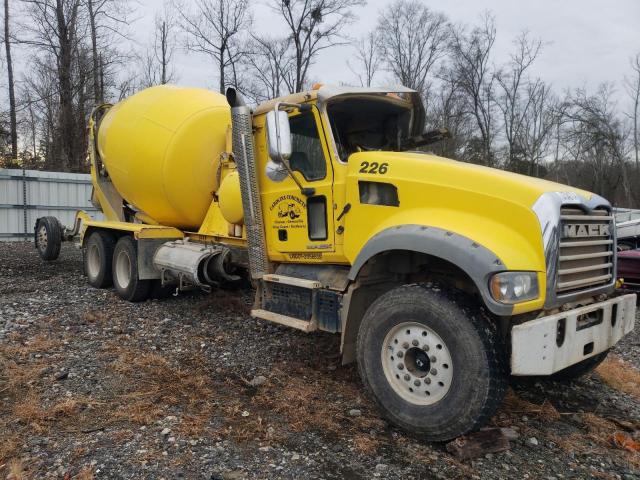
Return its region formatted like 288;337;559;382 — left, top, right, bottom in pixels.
0;436;21;467
352;434;381;455
1;334;62;363
548;412;640;469
6;458;25;480
75;467;95;480
596;354;640;400
105;346;217;431
502;389;561;420
250;363;385;442
82;310;108;324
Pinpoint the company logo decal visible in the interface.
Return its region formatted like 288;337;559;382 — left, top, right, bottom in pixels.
270;194;306;230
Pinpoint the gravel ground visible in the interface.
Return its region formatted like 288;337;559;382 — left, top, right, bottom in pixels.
1;241;640;479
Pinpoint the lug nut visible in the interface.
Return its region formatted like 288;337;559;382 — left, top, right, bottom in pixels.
423;345;430;352
430;368;437;375
425;378;431;385
404;374;410;381
412;339;419;346
402;342;409;349
397;351;403;358
414;380;421;387
397;363;404;370
430;356;436;363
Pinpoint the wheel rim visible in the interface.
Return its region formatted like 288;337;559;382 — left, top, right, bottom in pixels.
37;225;48;252
381;321;454;405
115;249;132;290
86;244;101;280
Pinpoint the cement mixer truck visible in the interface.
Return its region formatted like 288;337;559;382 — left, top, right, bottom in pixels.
34;84;636;441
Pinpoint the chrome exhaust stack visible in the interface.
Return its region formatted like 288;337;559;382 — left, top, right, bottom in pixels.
226;88;271;279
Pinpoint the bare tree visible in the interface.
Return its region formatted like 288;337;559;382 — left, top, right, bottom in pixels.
448;13;498;166
517;80;558;176
559;85;631;205
141;5;178;87
625;53;640;172
496;31;542;169
178;0;251;93
20;55;60;170
428;71;473;159
4;0;17;161
376;0;448;95
243;35;295;102
348;32;380;87
271;0;364;93
155;9;175;85
85;0;134;103
21;0;84;171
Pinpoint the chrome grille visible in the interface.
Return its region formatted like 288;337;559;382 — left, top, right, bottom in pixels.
556;207;614;293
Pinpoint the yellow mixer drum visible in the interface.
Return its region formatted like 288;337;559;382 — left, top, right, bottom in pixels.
97;85;231;229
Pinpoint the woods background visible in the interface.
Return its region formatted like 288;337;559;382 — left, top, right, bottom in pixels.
0;0;639;207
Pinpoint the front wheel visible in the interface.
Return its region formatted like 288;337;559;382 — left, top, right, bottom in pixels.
357;284;507;441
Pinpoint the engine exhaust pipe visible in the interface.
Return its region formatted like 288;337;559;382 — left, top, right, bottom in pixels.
226;87;271;279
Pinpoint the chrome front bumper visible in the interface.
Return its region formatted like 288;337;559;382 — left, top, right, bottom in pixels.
511;294;636;375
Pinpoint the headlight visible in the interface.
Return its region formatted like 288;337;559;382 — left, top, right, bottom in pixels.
490;272;539;304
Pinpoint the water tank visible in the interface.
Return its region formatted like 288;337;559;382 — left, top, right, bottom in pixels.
97;85;231;229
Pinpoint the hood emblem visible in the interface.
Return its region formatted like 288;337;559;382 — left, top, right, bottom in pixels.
563;224;610;238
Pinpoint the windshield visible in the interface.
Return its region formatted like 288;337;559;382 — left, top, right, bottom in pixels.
326;94;415;162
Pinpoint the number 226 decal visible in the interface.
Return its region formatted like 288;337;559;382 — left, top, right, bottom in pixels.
358;161;388;174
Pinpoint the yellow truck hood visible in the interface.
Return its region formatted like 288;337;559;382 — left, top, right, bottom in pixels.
350;151;593;206
346;150;603;289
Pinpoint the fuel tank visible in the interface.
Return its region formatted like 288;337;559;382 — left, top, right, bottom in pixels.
97;85;232;229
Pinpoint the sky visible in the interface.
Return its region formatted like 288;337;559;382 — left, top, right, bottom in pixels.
127;0;640;103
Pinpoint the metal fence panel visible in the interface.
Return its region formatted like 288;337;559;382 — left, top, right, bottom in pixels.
0;168;102;241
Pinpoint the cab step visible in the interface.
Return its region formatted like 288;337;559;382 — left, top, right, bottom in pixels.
251;308;317;332
261;274;321;289
251;273;342;333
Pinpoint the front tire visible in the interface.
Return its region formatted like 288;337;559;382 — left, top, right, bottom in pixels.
112;236;151;302
357;284;507;441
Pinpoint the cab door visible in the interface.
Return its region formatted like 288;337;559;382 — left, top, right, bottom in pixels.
260;106;335;261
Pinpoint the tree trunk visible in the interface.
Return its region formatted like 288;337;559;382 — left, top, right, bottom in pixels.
4;0;17;161
161;20;167;84
88;0;102;103
219;49;225;93
55;0;77;171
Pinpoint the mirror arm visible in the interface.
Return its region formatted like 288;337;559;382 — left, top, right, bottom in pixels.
273;102;316;197
276;158;316;197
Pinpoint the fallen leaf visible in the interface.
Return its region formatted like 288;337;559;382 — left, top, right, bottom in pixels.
611;431;640;452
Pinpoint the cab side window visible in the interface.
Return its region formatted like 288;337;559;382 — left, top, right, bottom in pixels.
289;112;326;181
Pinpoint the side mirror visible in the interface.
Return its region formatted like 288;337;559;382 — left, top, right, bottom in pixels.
266;110;291;163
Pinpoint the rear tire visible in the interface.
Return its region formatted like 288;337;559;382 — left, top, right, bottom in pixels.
551;350;609;381
112;236;151;302
357;284;507;442
35;216;62;261
83;231;116;288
